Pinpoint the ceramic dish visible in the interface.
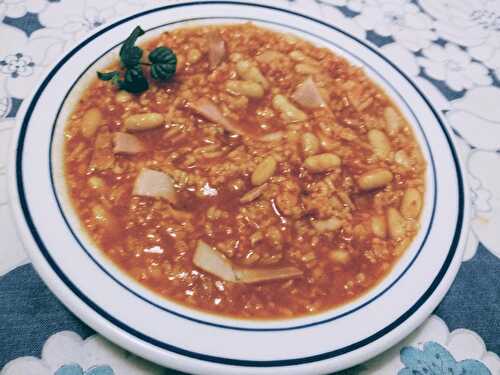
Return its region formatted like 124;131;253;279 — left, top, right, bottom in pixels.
9;2;468;374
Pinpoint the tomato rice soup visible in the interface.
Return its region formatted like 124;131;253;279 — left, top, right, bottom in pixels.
63;24;425;319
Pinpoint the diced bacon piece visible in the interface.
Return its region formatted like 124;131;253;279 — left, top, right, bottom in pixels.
132;168;176;203
207;31;226;69
190;98;245;136
291;76;326;109
113;132;144;155
89;131;114;171
193;241;237;282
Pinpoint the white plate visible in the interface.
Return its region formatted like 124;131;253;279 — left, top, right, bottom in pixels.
8;2;469;374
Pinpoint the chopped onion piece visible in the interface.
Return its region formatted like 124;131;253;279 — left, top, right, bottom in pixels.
132;168;176;203
113;132;144;154
193;240;303;284
291;76;326;109
234;266;303;283
193;241;237;282
207;31;226;69
190;98;245;136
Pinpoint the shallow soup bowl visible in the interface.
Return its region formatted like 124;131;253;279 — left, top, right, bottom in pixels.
9;2;468;374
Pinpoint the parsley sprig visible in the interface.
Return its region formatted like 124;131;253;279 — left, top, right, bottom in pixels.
97;26;177;93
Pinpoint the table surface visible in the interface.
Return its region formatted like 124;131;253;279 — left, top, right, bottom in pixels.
0;0;499;374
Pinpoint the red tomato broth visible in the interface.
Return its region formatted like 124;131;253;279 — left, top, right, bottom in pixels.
64;23;426;319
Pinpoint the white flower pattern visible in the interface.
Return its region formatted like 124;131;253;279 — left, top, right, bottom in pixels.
357;315;500;374
0;0;46;21
38;0;117;42
61;7;115;40
448;86;500;151
466;150;500;258
0;23;63;99
420;0;500;76
354;0;436;51
1;331;164;375
0;119;28;275
443;86;500;260
418;43;492;91
0;52;36;78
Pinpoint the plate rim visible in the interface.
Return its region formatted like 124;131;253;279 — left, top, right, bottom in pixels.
7;1;470;373
49;15;440;332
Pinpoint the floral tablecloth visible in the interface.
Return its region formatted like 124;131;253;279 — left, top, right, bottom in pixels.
0;0;499;374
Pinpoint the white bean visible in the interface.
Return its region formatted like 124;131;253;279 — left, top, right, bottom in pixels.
395;150;412;168
187;49;202;64
81;108;102;138
357;168;393;191
304;153;341;173
301;132;320;156
371;215;387;238
115;91;132;104
272;95;307;123
312;217;343;232
235;60;269;88
124;112;164;131
400;188;422;219
240;183;268;203
260;131;284;142
387;207;406;240
368;129;392;159
88;176;105;190
251;156;277;186
384;107;402;135
256;50;287;64
226;80;264;98
295;63;320;75
329;249;351;264
289;50;315;63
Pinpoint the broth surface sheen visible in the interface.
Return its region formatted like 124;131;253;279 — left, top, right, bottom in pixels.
64;24;426;319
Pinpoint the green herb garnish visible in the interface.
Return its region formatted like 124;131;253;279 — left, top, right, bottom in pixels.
119;26;144;67
149;46;177;80
97;26;177;94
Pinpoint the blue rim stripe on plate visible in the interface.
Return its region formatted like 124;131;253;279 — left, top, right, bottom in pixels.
16;1;465;367
48;16;438;332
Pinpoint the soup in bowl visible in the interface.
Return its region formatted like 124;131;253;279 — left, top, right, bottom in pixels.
63;23;425;320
